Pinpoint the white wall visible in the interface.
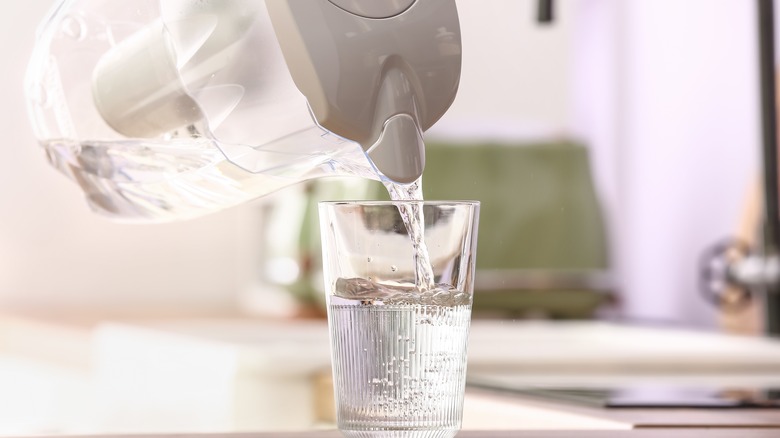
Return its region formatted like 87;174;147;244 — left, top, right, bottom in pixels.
571;0;761;327
438;0;574;135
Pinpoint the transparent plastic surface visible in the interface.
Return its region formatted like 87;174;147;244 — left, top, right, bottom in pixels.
319;201;480;438
25;0;375;221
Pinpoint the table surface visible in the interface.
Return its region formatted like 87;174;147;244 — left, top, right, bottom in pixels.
49;431;780;438
464;387;780;429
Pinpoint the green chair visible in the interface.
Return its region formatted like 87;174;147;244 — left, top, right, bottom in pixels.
366;141;612;318
288;141;612;319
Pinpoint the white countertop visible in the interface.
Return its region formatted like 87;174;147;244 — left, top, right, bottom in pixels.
3;317;780;435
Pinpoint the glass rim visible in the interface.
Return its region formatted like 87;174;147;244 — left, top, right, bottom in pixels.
318;200;480;207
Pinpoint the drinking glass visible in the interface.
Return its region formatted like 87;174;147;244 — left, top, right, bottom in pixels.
318;201;480;438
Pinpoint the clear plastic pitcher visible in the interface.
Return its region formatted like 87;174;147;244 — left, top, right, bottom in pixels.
25;0;462;222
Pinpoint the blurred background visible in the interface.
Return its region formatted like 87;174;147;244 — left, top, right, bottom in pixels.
0;0;777;435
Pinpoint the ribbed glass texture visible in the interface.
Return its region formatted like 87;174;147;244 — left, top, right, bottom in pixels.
319;201;479;437
328;300;471;438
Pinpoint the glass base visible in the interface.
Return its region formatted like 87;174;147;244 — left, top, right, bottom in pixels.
340;429;459;438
